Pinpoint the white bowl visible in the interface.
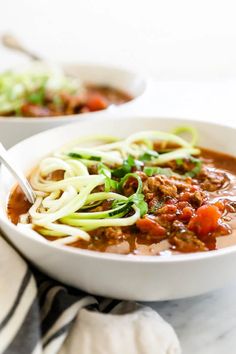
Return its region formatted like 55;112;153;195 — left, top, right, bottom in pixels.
0;116;236;301
0;63;146;148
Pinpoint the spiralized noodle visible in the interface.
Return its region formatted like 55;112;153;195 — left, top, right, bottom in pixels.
22;127;200;245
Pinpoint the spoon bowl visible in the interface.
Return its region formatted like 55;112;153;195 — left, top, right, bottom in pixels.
0;143;35;204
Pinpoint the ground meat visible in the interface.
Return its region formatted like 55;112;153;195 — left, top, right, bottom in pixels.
88;165;99;175
143;174;207;212
169;233;207;252
164;158;203;176
171;220;186;233
91;226;124;240
189;190;206;207
143;175;178;201
92;185;105;193
136;171;148;182
172;177;194;192
46;170;64;181
148;197;164;213
123;177;139;196
90;200;113;212
198;167;229;192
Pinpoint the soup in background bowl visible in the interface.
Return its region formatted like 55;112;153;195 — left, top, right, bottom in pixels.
0;116;236;301
0;63;146;148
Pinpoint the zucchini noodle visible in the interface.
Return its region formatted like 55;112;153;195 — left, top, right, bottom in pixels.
60;205;140;231
22;126;200;245
171;126;199;146
148;148;200;165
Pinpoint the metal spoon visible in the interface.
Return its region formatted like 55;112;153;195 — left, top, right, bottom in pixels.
0;143;36;204
2;33;41;61
1;33;75;78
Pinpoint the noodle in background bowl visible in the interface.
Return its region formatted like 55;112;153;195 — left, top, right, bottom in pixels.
0;63;147;148
0;116;236;301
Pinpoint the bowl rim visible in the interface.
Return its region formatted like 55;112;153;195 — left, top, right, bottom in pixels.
0;61;147;123
1;115;236;264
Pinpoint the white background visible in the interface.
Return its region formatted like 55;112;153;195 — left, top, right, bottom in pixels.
1;0;236;80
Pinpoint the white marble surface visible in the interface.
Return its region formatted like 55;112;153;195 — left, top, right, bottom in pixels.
148;281;236;354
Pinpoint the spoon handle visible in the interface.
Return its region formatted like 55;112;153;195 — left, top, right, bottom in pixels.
0;143;36;204
2;33;41;61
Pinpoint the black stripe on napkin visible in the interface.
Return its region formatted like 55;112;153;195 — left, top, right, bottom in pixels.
43;321;73;348
3;297;40;354
102;300;121;313
0;268;31;331
38;281;55;308
42;302;99;349
41;287;79;336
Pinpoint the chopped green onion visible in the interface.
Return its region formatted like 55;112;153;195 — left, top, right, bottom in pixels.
112;160;132;178
104;178;119;192
112;192;147;217
185;157;202;177
143;166;175;177
128;193;147;217
112;155;143;178
27;88;45;105
176;158;184;166
97;163;111;178
139;150;159;161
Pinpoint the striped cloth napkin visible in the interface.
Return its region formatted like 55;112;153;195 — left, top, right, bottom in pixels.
0;235;181;354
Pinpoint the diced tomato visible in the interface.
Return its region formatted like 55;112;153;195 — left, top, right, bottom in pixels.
86;93;108;111
136;217;166;239
179;206;194;222
188;205;221;236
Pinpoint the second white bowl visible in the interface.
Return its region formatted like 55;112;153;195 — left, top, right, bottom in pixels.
0;63;146;148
